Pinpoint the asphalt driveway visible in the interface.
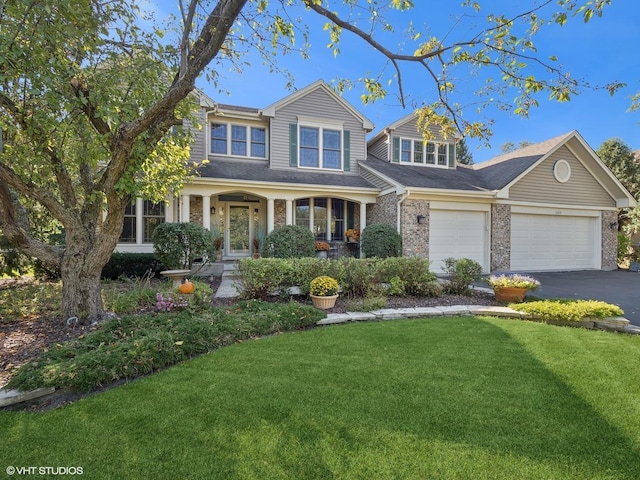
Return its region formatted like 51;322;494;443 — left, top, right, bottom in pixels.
525;270;640;326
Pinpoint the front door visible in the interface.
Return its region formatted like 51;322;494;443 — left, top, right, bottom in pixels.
227;204;250;257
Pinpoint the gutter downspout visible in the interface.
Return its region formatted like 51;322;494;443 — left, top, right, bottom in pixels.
397;188;410;233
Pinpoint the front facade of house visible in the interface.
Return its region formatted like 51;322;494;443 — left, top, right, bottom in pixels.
116;80;636;273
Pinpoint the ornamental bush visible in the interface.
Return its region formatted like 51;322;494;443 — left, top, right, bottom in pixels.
152;222;217;269
512;299;624;322
360;224;402;258
442;257;483;294
262;224;315;258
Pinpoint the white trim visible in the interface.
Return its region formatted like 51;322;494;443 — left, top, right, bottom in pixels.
553;159;572;183
511;205;600;217
297;123;343;171
502;200;618;212
430;201;491;212
210;121;268;160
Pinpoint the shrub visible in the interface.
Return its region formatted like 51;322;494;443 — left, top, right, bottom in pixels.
360;224;402;258
262;224;315;258
512;299;624;322
379;257;440;296
235;257;293;300
101;253;163;279
152;222;217;269
618;232;632;266
338;257;385;297
441;257;483;294
310;275;339;296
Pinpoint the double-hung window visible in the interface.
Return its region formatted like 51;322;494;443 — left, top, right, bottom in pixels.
393;136;453;168
211;123;267;159
298;125;342;170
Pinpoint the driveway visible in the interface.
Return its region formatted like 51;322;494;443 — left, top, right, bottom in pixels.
525;270;640;326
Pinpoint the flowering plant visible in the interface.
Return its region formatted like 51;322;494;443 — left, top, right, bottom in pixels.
155;292;189;312
310;275;339;296
487;273;540;291
315;241;330;252
345;228;360;240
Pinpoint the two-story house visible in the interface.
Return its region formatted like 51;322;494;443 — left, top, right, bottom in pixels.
117;79;636;273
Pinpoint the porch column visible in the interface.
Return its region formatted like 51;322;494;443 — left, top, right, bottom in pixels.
285;200;293;225
326;198;332;241
181;195;190;223
202;195;211;230
135;198;143;245
359;202;367;256
267;198;275;232
165;196;175;223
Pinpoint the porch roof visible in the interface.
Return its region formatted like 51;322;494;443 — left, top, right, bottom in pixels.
198;159;378;189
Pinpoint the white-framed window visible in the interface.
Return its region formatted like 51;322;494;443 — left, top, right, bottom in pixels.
295;197;350;241
210;122;267;159
119;199;165;244
393;136;453;168
299;125;342;170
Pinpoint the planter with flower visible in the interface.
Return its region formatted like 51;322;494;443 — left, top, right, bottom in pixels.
345;228;360;243
309;275;340;309
488;273;540;303
315;241;330;259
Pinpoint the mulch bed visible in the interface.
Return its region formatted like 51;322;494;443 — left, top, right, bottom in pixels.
1;277;501;394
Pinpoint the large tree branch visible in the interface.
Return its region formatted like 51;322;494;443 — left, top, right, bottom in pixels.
0;181;62;265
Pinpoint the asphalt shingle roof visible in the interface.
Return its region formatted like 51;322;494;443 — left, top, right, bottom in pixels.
198;159;378;189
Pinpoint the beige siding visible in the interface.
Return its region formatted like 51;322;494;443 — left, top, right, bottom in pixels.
509;146;616;207
393;119;446;142
188;108;207;163
360;169;394;190
270;88;366;175
368;136;389;160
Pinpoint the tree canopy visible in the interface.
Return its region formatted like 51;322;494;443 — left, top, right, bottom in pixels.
0;0;628;321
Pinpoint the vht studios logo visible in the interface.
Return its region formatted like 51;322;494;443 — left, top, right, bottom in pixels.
6;466;83;475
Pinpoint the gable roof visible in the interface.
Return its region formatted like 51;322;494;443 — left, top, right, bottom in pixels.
261;79;375;131
363;130;637;207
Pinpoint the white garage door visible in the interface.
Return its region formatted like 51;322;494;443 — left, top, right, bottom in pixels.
429;210;488;273
511;214;599;271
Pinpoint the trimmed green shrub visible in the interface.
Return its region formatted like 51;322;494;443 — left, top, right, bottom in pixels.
512;299;624;322
360;224;402;258
618;232;632;265
379;257;440;296
152;222;217;269
101;253;163;279
441;257;482;294
261;224;315;258
235;257;294;300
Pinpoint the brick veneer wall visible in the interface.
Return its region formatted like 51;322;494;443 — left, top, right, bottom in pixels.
400;199;429;258
491;204;511;271
189;197;203;225
274;200;286;229
601;210;618;270
367;192;397;227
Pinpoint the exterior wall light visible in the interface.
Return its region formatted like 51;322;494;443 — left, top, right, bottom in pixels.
417;215;426;224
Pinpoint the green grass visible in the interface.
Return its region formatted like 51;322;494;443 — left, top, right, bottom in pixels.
2;317;640;479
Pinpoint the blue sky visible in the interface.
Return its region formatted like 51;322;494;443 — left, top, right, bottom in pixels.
151;1;640;163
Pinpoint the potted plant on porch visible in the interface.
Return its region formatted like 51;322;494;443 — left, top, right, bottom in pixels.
488;273;540;303
315;241;330;259
309;275;340;309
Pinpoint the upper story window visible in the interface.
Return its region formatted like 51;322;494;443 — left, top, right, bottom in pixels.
392;136;454;168
211;122;267;159
299;126;342;170
291;120;351;171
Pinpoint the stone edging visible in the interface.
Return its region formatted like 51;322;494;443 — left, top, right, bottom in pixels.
317;304;637;334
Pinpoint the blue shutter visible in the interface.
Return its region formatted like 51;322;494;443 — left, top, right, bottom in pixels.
392;136;400;162
289;124;298;167
343;130;351;171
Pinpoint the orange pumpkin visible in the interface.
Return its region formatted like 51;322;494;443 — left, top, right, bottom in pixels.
178;280;195;294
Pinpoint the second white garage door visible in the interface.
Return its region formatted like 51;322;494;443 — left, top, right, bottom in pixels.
511;213;599;271
429;209;489;273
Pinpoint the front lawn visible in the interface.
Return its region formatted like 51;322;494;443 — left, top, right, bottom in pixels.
2;317;640;479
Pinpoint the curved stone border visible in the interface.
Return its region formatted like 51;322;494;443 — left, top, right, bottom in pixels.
317;304;637;334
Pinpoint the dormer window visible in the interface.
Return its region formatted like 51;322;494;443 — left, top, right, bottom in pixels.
210;122;267;159
392;136;455;168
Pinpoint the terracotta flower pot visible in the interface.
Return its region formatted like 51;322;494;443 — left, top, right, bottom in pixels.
494;286;528;303
310;294;338;309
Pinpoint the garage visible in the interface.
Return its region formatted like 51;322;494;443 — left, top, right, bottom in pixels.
510;213;599;271
429;207;489;273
